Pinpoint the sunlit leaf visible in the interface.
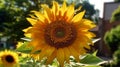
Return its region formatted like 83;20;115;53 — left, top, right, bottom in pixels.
16;42;33;53
80;54;103;64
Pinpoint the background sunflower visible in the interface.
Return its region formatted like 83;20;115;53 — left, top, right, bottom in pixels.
0;50;19;67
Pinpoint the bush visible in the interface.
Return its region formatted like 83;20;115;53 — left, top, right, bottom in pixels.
113;49;120;67
110;6;120;22
104;25;120;53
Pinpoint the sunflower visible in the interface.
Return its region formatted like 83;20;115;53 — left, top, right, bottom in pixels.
0;50;19;67
24;1;96;67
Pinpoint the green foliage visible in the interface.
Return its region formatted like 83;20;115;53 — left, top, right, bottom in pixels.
16;42;104;67
16;41;41;54
110;6;120;22
16;42;33;53
80;54;103;65
105;49;120;67
104;25;120;53
113;49;120;66
0;0;32;41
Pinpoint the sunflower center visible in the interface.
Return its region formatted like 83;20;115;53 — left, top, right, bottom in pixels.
5;55;14;63
44;21;77;48
55;27;65;38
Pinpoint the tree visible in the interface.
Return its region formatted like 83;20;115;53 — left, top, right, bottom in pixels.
75;0;96;22
0;0;42;41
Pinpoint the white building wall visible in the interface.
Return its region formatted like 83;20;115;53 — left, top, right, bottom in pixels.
104;2;120;20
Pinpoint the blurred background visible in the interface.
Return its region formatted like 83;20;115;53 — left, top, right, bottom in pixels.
0;0;120;65
0;0;98;49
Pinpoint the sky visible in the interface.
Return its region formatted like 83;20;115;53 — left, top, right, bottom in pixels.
89;0;114;18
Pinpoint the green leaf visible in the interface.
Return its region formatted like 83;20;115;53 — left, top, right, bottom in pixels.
16;42;33;53
33;50;41;54
52;59;59;67
80;54;103;65
92;50;98;56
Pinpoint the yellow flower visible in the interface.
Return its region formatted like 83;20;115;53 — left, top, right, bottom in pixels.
24;1;96;66
0;50;19;67
16;42;23;48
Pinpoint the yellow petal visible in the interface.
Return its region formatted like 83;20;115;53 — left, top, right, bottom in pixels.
31;41;44;53
46;46;55;57
29;40;42;48
68;46;80;62
63;47;70;63
77;19;96;31
80;33;92;43
28;14;36;19
31;11;46;23
23;27;32;37
82;19;96;28
61;1;67;16
38;45;49;61
46;49;57;64
84;32;96;38
41;4;53;22
52;1;59;16
26;18;37;25
24;33;31;38
75;6;82;13
72;44;85;55
72;10;85;23
56;48;65;67
23;27;32;32
76;33;91;49
66;4;74;22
